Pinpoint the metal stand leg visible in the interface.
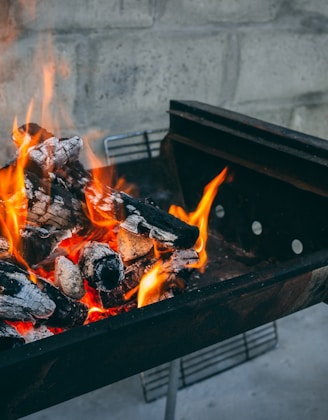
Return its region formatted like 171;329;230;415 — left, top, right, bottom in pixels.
164;358;180;420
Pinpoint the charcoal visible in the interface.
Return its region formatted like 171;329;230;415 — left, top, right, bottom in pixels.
54;256;85;300
25;170;89;231
36;278;88;328
99;255;156;308
85;186;199;249
117;227;153;262
79;241;124;292
0;261;56;322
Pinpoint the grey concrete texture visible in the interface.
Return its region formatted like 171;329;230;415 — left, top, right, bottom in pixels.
86;30;229;128
157;0;282;25
235;31;328;103
1;1;328;166
11;0;155;31
22;303;328;420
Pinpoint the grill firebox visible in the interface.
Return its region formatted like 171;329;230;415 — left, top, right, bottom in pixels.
1;100;328;419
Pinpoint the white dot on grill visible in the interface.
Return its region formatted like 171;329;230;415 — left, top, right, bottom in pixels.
251;220;262;235
215;204;225;218
291;239;303;255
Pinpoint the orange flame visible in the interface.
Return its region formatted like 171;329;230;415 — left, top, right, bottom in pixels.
137;262;168;308
83;140;136;249
137;167;229;308
0;32;72;281
169;166;229;273
81;281;121;323
0;111;37;280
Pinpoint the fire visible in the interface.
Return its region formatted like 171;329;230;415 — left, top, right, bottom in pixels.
169;166;229;272
0;112;37;280
137;166;229;308
0;11;231;333
80;281;119;323
0;31;71;280
83;139;135;249
0;24;130;334
137;262;168;308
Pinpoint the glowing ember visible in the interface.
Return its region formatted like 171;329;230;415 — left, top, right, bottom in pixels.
6;321;34;336
80;281;119;323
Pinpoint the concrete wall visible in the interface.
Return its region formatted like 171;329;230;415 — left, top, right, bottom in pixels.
1;1;328;166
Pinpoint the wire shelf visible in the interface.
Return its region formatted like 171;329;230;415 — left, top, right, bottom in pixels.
104;128;167;165
141;322;278;403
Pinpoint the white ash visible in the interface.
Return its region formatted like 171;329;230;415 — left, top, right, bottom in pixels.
120;214;178;247
23;324;54;343
80;241;125;286
28;136;83;172
117;228;153;262
0;270;56;321
54;256;85;300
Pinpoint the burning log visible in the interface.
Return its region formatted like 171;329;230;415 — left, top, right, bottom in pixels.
0;259;87;328
26;135;83;177
117;228;154;262
0;167;89;265
54;159;199;249
12;123;82;173
20;225;72;266
137;249;199;307
36;277;88;328
99;249;199;308
25;170;89;231
0;261;56;322
8;124;199;252
99;255;156;308
12;122;54;147
85;186;199;249
79;241;124;292
161;248;199;281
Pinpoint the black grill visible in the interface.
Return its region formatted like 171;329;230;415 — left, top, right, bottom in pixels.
1;100;328;419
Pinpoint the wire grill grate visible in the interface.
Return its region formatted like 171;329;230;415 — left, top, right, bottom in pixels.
141;322;278;403
104;128;167;165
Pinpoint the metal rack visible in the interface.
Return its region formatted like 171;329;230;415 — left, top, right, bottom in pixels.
103;128;167;165
141;322;278;403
